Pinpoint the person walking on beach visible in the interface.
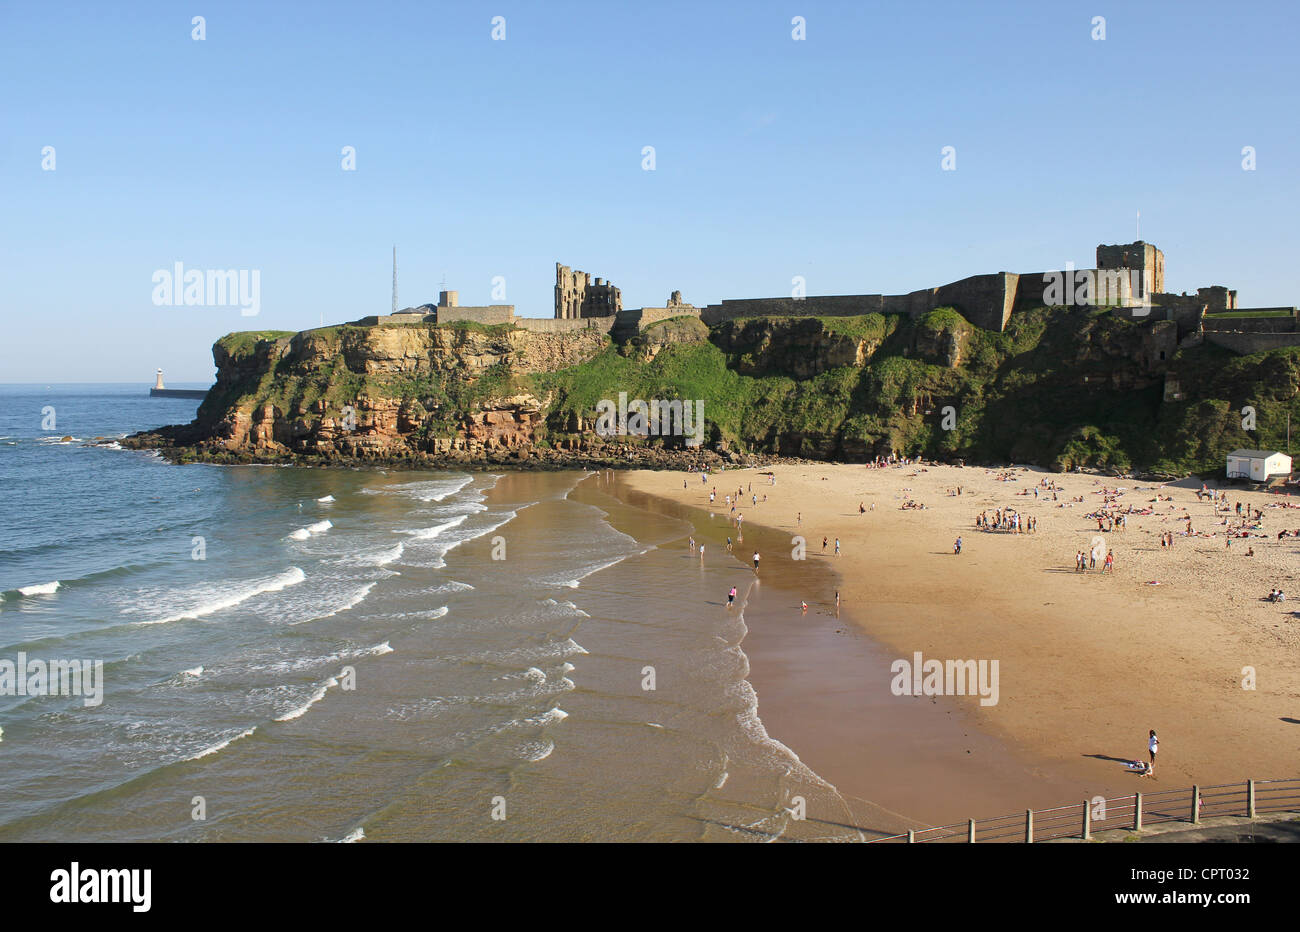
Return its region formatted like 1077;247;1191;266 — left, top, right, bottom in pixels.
954;536;962;555
835;590;841;612
822;536;828;554
727;585;737;608
726;536;732;552
800;601;807;614
834;537;840;556
797;512;802;526
1147;729;1159;776
699;544;705;560
753;551;760;574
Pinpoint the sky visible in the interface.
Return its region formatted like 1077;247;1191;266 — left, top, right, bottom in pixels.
2;0;1297;382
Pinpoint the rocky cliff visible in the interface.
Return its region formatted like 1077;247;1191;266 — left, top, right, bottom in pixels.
126;308;1300;476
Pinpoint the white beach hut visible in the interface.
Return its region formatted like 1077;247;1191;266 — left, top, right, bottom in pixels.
1225;449;1292;481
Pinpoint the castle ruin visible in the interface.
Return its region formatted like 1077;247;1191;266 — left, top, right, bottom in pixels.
348;242;1296;356
554;263;621;319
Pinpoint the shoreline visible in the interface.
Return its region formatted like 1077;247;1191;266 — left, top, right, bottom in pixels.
607;472;1122;827
617;462;1300;825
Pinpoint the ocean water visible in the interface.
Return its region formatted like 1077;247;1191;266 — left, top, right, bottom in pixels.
0;384;868;842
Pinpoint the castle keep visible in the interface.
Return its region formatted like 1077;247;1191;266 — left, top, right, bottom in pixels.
349;242;1296;355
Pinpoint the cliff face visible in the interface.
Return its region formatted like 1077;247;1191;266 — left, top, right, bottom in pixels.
188;324;615;462
711;316;890;377
127;308;1300;475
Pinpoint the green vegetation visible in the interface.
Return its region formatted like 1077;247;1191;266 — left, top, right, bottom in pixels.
530;306;1300;472
214;330;294;356
205;306;1300;475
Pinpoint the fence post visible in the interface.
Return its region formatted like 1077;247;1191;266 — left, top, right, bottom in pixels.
1247;780;1256;818
1192;785;1200;824
1082;801;1091;840
907;830;915;844
968;819;976;843
1134;793;1143;832
1025;809;1033;844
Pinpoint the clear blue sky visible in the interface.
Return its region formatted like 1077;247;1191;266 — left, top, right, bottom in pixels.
3;0;1297;382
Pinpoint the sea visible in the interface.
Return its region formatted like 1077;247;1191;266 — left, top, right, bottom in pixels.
0;384;872;842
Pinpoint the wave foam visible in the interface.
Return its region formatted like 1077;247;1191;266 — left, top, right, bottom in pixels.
289;581;377;625
400;513;469;540
139;566;306;625
276;675;340;722
17;581;60;596
187;726;256;761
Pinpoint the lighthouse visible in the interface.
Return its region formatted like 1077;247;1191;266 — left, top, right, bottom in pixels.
149;369;208;399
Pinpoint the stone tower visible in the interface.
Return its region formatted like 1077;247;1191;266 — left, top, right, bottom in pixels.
1096;241;1165;296
554;262;622;319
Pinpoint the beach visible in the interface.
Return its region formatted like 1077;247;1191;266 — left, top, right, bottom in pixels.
620;461;1300;826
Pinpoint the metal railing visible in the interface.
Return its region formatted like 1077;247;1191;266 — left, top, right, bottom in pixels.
866;778;1300;843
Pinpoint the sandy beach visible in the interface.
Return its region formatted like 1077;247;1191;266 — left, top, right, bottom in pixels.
621;462;1300;826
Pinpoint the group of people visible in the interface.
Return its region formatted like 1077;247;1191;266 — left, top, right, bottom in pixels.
975;508;1036;533
1074;548;1114;572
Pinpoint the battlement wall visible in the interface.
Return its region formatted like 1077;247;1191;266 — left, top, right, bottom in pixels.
1202;310;1298;333
515;316;616;335
700;295;889;326
934;272;1016;331
1204;331;1300;355
631;306;704;328
435;305;515;325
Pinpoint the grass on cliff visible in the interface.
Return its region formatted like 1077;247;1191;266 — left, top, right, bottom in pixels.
534;305;1300;471
205;307;1300;474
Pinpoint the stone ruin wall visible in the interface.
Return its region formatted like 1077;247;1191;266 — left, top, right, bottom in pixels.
513;316;617;335
699;272;1016;333
433;305;516;325
555;263;622;319
1201;310;1299;334
1204;331;1300;354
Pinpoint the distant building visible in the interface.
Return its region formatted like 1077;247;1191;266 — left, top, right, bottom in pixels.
1226;449;1292;481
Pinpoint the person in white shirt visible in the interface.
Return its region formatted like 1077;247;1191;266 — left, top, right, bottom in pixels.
1147;729;1159;775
